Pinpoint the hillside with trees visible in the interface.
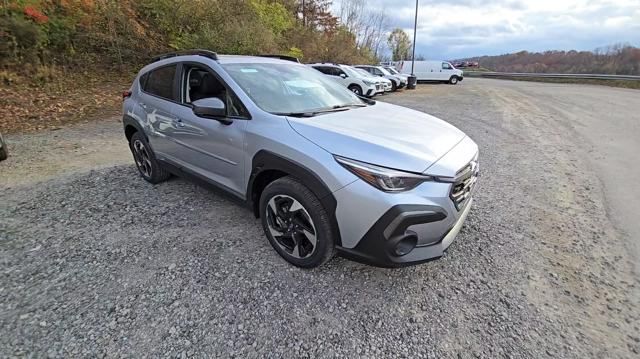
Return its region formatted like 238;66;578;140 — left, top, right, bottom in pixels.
461;44;640;75
0;0;391;132
0;0;391;70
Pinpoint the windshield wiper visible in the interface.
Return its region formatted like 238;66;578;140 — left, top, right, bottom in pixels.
274;103;366;118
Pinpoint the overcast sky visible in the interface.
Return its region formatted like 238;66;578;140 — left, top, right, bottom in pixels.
332;0;640;59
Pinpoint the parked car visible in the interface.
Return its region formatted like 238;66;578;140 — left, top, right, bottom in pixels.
353;67;391;93
395;60;464;84
355;65;406;91
122;50;479;268
308;63;381;97
383;66;409;83
0;132;7;161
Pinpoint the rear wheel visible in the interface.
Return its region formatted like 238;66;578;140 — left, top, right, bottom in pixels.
0;133;7;161
259;177;336;268
449;76;459;85
129;131;170;184
348;84;362;96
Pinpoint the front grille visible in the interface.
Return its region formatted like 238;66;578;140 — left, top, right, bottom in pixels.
450;160;479;210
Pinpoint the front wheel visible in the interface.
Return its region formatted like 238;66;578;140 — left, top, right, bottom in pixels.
259;177;336;268
348;85;363;96
449;76;459;85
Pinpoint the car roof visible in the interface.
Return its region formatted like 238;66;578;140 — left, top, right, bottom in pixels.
139;54;303;76
307;63;341;67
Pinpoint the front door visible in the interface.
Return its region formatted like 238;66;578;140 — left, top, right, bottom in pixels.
168;64;250;196
440;62;454;81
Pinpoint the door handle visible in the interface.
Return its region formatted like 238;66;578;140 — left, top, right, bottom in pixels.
173;118;185;127
140;102;147;109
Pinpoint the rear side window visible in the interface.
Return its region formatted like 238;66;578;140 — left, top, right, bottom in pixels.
334;68;347;77
142;65;177;101
313;66;332;75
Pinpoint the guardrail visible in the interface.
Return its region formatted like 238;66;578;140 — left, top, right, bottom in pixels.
465;71;640;81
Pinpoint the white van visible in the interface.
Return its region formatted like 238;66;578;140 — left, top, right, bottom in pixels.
394;60;464;84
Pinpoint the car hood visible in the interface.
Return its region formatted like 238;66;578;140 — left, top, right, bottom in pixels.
286;102;466;173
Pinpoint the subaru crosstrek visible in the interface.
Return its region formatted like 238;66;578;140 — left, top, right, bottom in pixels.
122;50;479;268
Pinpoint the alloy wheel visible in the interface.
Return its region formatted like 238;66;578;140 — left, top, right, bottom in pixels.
265;195;317;259
132;139;152;177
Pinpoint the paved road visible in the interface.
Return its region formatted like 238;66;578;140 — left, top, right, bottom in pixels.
480;79;640;265
1;79;638;358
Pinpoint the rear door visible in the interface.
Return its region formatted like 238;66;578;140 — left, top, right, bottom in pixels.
168;62;249;195
138;64;181;159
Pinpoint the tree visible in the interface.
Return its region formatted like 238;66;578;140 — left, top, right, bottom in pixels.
387;28;411;61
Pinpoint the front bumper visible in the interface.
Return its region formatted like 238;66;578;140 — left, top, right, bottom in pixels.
332;136;479;267
337;198;473;267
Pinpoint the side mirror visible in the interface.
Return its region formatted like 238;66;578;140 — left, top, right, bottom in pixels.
192;98;232;124
339;73;347;78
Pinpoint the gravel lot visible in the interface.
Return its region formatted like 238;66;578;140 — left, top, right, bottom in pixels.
1;79;638;358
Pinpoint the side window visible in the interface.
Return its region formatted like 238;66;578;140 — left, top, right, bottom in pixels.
335;68;347;77
182;65;248;118
313;66;331;75
139;72;149;89
374;68;383;75
143;65;178;101
442;62;452;70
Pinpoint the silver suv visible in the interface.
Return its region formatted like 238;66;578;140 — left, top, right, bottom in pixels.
122;50;479;268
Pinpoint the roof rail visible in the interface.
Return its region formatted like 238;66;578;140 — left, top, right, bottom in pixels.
150;49;218;62
258;54;300;63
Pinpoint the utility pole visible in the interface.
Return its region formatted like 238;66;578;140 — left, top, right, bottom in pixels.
411;0;418;75
302;0;306;27
406;0;419;89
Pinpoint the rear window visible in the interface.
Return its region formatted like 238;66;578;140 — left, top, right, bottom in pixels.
142;65;177;101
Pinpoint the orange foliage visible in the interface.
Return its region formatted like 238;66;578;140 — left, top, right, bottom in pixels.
24;6;49;24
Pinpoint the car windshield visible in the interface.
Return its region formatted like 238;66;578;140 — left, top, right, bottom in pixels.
386;67;399;75
222;63;365;115
341;65;367;79
377;67;392;76
354;68;373;78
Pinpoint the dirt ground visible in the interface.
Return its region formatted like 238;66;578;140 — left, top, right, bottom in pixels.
1;78;638;358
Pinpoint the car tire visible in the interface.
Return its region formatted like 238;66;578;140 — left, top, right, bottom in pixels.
259;176;336;268
348;85;363;96
449;76;459;85
391;81;397;92
129;131;170;184
0;136;7;162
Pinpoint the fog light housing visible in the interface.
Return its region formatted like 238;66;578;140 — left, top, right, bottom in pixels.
391;231;418;257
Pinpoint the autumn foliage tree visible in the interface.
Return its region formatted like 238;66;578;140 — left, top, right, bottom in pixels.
0;0;380;72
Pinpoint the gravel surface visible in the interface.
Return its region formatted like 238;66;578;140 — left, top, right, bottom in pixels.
1;79;638;358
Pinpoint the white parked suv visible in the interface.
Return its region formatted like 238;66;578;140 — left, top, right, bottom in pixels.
355;65;406;91
354;67;391;93
309;63;382;97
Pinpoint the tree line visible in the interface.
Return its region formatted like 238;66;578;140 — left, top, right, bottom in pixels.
0;0;417;72
462;44;640;75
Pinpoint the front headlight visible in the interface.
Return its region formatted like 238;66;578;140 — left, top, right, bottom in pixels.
335;156;433;192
